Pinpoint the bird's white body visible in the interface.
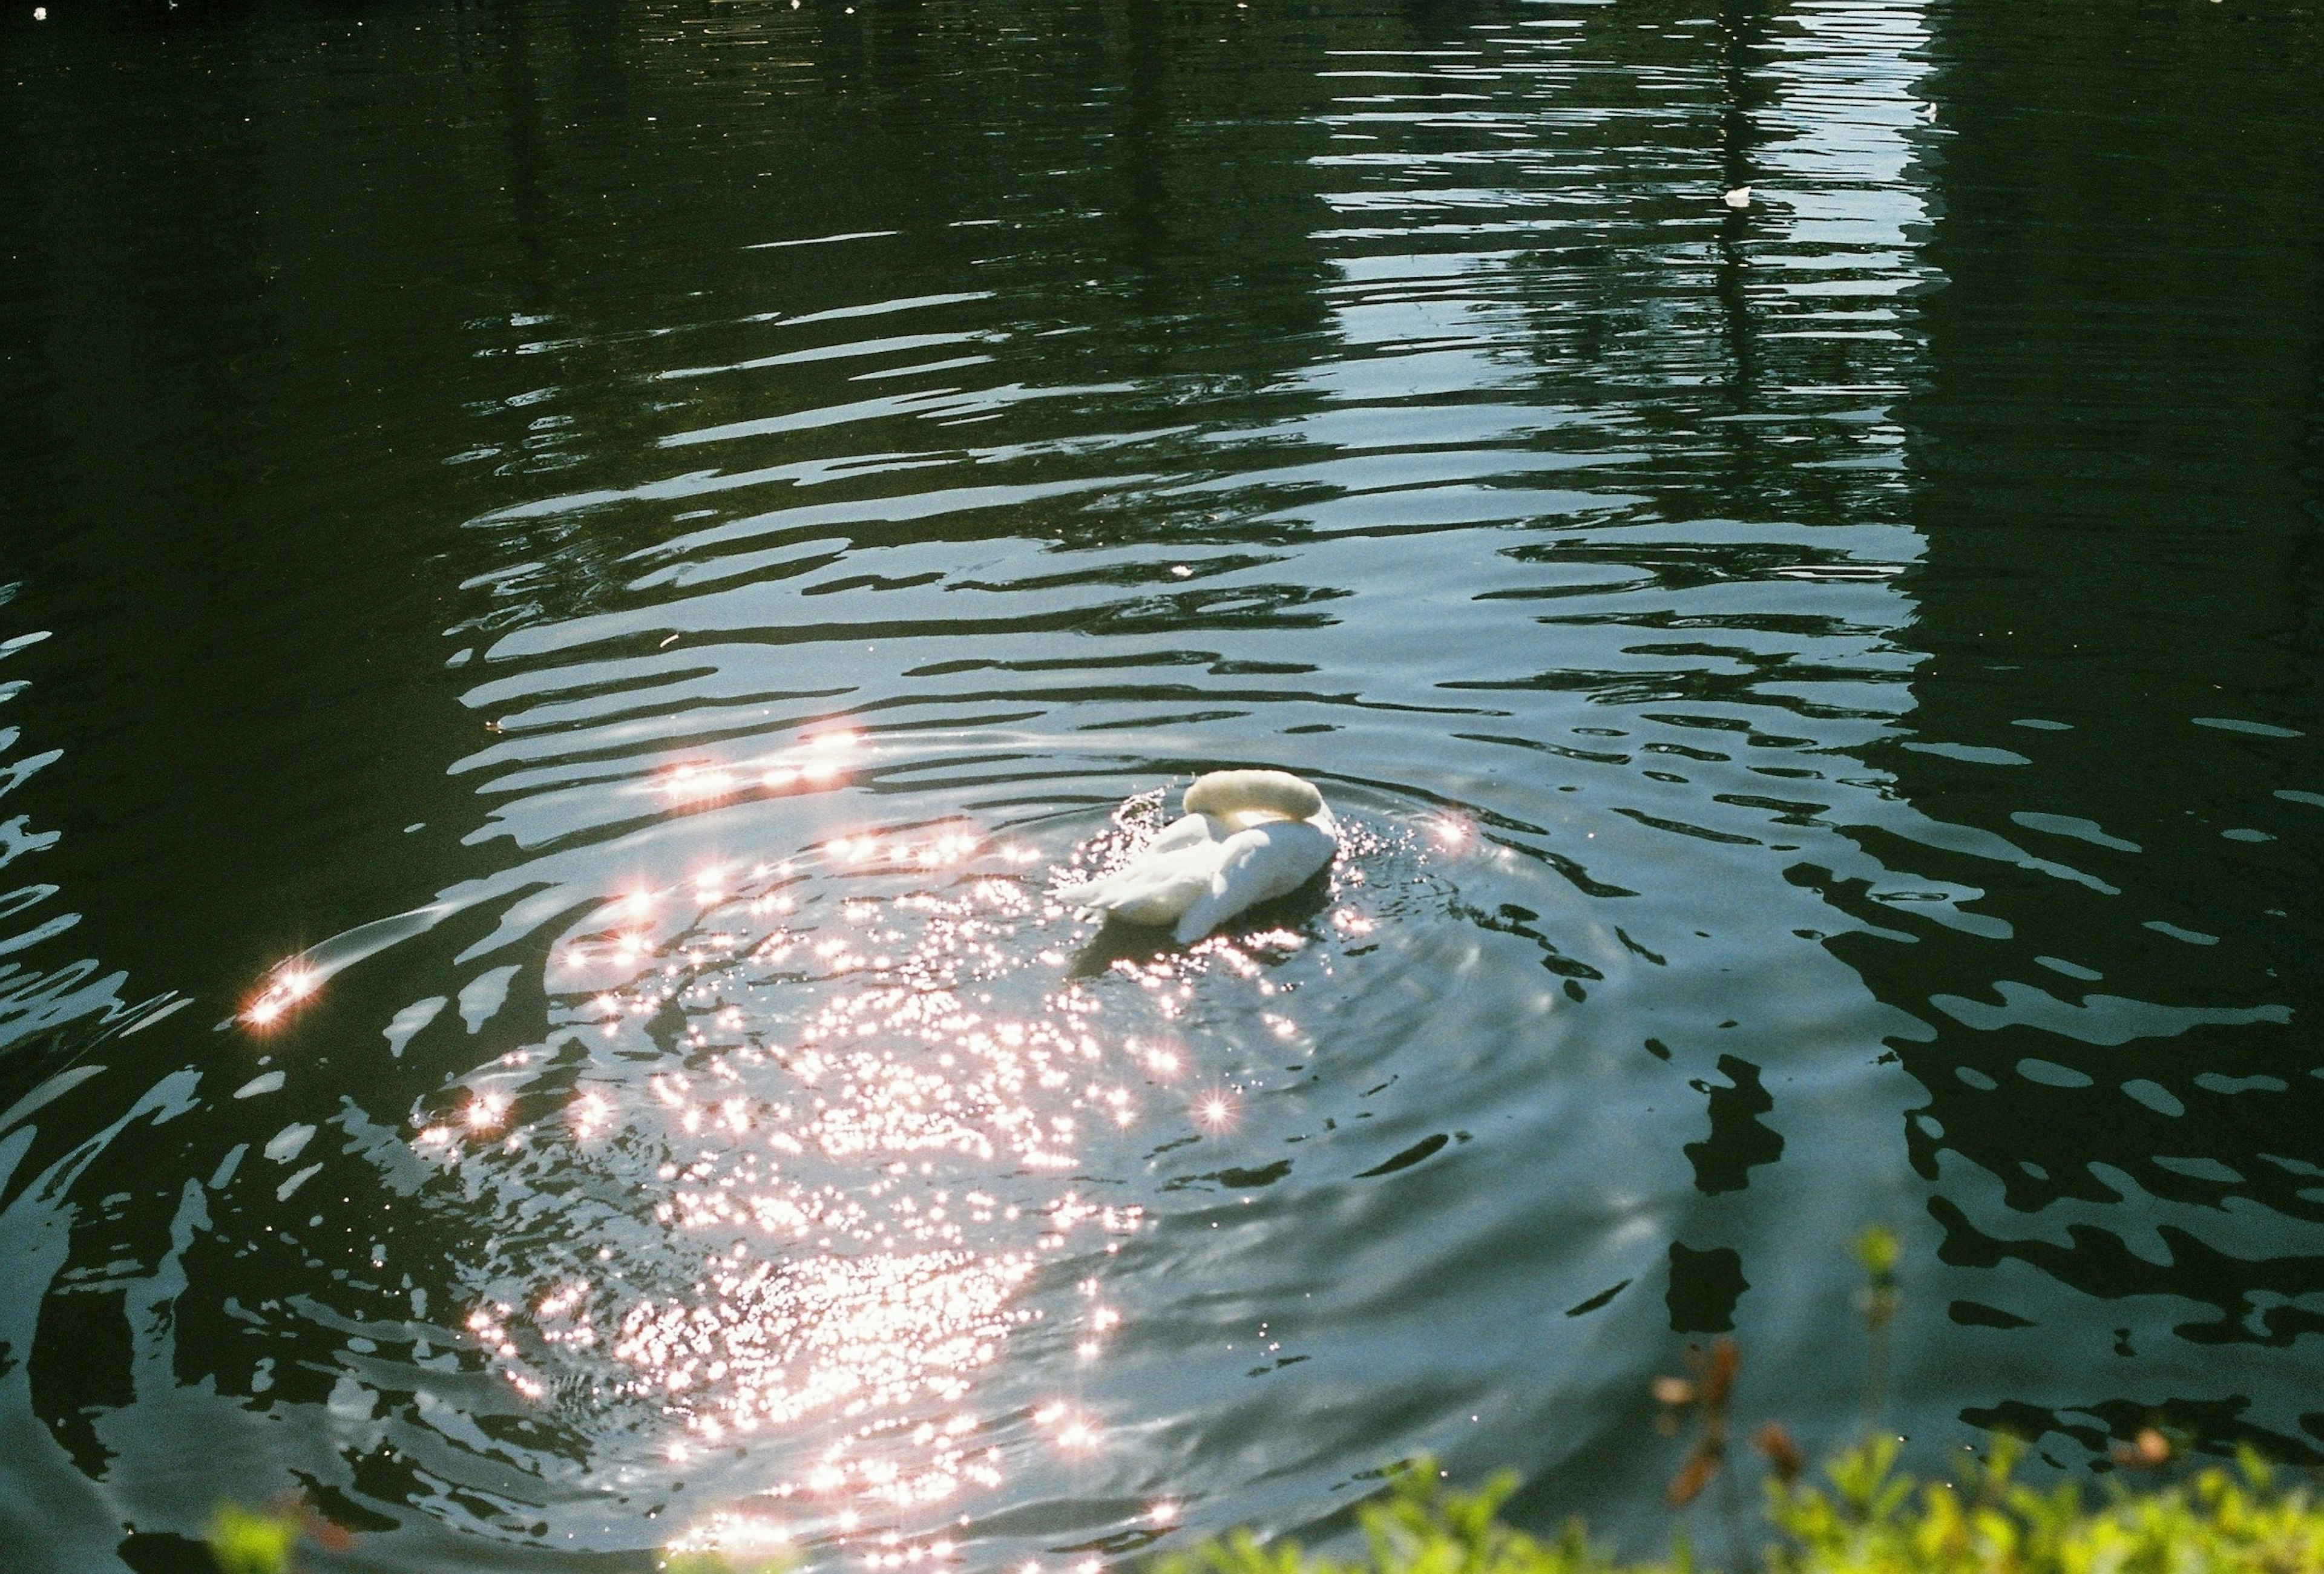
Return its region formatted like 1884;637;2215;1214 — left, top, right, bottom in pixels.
1056;770;1339;943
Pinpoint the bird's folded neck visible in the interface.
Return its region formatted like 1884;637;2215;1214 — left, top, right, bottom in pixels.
1218;808;1298;831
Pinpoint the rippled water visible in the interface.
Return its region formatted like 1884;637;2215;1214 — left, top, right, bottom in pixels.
1;0;2319;1569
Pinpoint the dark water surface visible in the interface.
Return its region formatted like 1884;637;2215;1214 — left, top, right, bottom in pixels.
2;0;2320;1569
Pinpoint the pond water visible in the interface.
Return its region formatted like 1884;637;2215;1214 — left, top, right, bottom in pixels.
1;0;2319;1569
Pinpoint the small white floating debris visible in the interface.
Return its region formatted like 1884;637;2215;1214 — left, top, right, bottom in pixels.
234;1071;286;1100
264;1122;317;1164
1723;186;1752;209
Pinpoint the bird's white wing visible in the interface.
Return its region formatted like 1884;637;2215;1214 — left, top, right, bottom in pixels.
1055;815;1231;926
1170;819;1337;943
1143;813;1221;856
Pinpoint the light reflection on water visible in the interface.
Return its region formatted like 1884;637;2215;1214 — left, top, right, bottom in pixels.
379;784;1436;1558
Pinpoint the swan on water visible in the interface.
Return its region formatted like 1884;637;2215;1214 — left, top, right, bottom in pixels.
1055;769;1339;943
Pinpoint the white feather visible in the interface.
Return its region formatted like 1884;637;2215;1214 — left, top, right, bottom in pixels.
1056;771;1339;942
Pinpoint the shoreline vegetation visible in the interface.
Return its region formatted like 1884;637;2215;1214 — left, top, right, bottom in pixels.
208;1434;2324;1574
206;1233;2324;1574
1157;1438;2324;1574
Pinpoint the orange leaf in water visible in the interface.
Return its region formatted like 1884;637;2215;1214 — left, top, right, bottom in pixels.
1697;1336;1740;1410
1668;1447;1719;1508
1754;1421;1804;1483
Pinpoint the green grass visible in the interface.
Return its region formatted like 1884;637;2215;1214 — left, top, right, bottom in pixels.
1159;1439;2324;1574
203;1503;304;1574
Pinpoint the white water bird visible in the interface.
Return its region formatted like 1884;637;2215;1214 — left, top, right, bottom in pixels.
1056;770;1339;943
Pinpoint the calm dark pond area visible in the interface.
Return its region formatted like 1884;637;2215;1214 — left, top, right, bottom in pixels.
1;0;2319;1569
